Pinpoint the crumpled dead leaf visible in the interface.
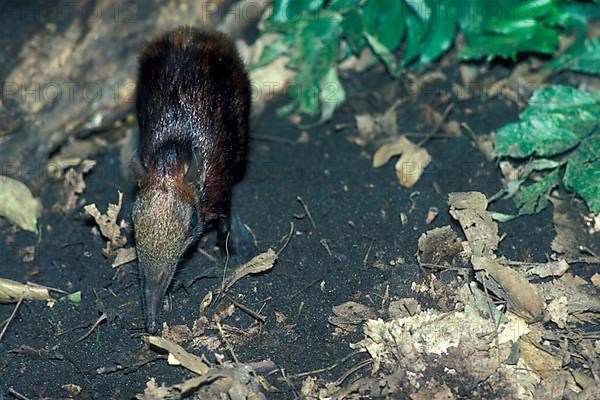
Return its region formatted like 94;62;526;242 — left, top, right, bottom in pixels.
0;176;42;233
0;278;53;303
540;273;600;315
220;249;277;293
524;259;570;278
417;226;464;268
328;301;376;333
112;247;137;268
84;192;127;257
142;336;267;400
448;192;499;257
60;159;96;212
471;256;545;321
353;100;401;146
373;136;432;187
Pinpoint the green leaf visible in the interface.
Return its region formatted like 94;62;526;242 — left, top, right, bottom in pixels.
564;133;600;214
0;176;41;233
402;9;427;65
552;38;600;75
250;35;292;70
328;0;364;12
60;291;81;304
319;66;346;122
459;0;566;60
495;86;600;158
280;11;343;116
271;0;325;22
514;168;561;215
365;33;401;78
411;0;456;66
361;0;406;52
341;9;367;54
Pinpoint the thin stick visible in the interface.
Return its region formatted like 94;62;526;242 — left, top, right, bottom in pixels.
276;222;294;257
291;350;364;378
227;296;267;323
288;277;322;299
280;368;299;399
334;359;373;386
418;103;455;146
77;312;108;342
216;321;239;364
8;387;31;400
220;231;232;295
251;134;295;145
0;294;24;343
297;196;316;229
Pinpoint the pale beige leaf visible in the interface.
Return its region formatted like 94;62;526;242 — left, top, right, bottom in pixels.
0;176;42;233
146;336;209;375
448;192;499;257
373;136;431;187
112;247;137;268
0;278;52;303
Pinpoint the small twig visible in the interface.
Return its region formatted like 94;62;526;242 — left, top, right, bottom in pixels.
77;312;108;342
276;222;294;257
227;296;267;323
8;387;31;400
220;231;232;296
334;359;373;386
216;321;239;364
320;239;333;257
418;103;455;147
362;238;374;267
291;350;364;378
243;223;259;248
296;196;316;230
251;134;296;145
0;294;24;343
288;277;323;300
198;248;217;263
280;368;299;399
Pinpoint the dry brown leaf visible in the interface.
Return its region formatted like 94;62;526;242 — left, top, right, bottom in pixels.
84;191;127;257
448;192;499;257
328;301;376;333
112;247;137;268
546;296;568;328
353;100;401;146
146;336;209;375
520;341;562;378
61;159;96;212
524;259;570;278
388;298;421;319
532;370;570;400
0;278;53;303
221;248;277;292
373;136;432;187
417;226;463;268
471;256;545;321
540;273;600;314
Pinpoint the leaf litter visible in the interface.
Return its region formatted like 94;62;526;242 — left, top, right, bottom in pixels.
303;191;599;398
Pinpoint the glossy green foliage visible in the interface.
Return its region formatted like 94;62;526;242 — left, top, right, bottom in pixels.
494;86;600;215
